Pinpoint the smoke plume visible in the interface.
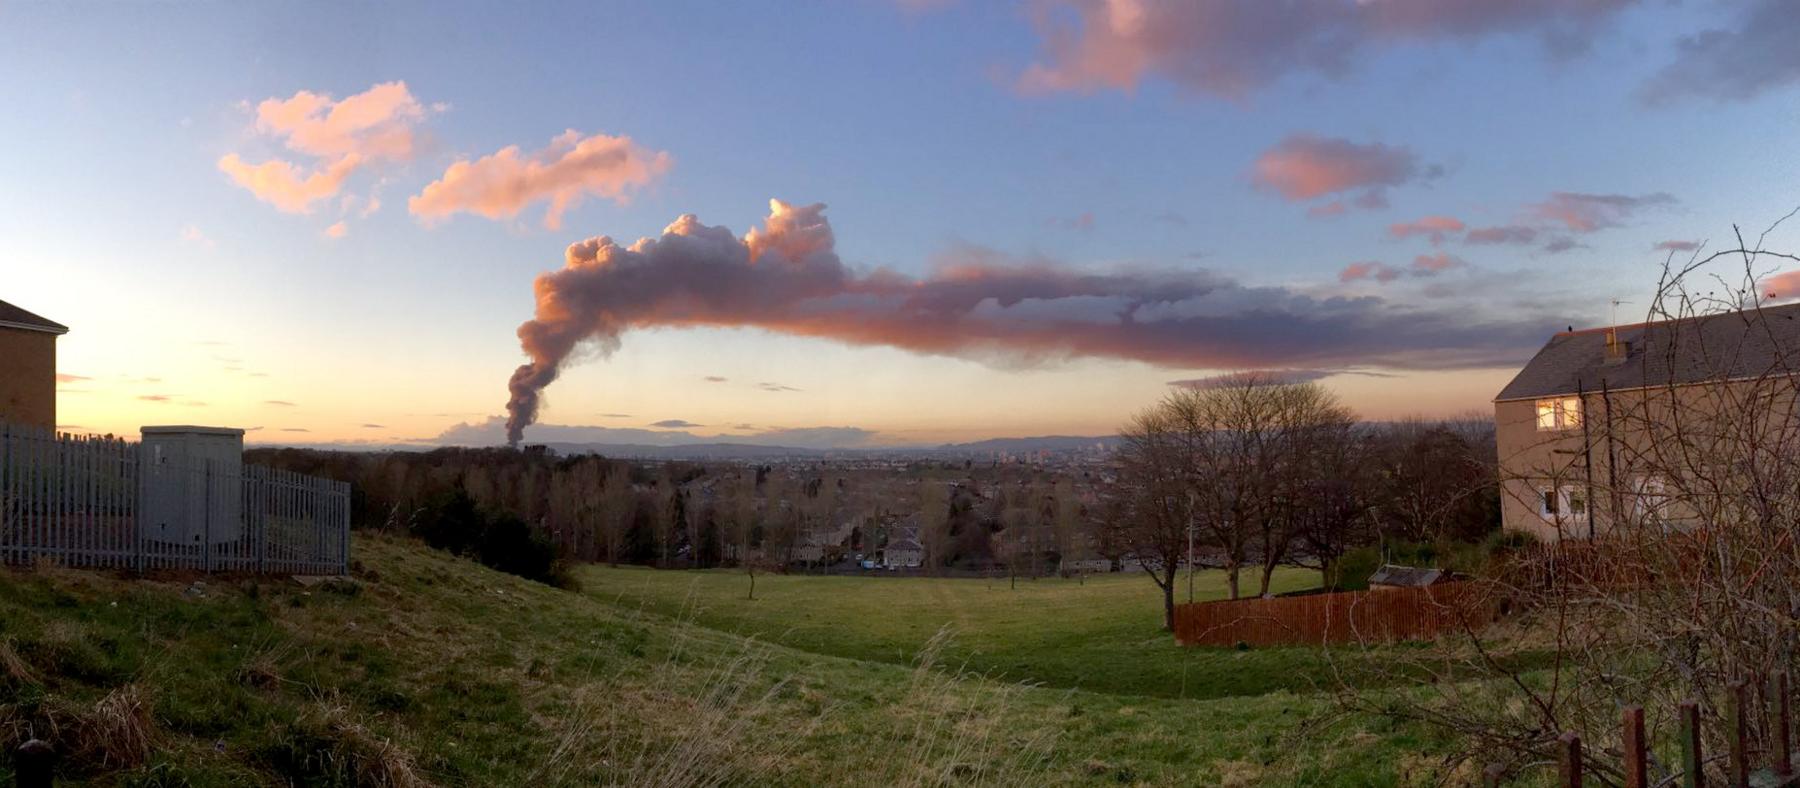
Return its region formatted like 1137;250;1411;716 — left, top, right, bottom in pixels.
504;199;1556;444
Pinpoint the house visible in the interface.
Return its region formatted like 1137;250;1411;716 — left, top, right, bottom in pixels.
1366;564;1453;591
882;536;923;568
1059;553;1111;575
1494;302;1800;542
0;299;68;430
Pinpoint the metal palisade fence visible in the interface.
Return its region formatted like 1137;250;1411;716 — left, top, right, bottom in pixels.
0;422;349;574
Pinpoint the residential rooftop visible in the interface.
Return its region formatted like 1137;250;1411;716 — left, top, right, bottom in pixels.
0;299;67;335
1495;300;1800;402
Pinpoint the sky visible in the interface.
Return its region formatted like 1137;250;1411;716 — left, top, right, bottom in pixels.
4;0;1799;449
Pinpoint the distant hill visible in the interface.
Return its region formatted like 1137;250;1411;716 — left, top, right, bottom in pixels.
249;434;1123;460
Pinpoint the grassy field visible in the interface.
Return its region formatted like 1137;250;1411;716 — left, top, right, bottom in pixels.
0;537;1469;786
577;564;1342;700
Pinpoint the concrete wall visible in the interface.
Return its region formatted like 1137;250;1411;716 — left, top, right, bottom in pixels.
0;326;56;429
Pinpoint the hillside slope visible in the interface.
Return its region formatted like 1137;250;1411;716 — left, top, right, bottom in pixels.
0;536;1451;786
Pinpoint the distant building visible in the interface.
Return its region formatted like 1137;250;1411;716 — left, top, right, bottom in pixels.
883;536;923;568
0;299;68;430
1059;554;1111;574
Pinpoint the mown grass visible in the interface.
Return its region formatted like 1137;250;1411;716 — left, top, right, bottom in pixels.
574;564;1383;700
0;537;1469;786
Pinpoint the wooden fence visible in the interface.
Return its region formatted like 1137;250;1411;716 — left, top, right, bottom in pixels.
1173;582;1492;647
1494;674;1800;787
0;423;349;575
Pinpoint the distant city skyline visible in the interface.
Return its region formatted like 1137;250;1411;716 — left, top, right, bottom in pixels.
5;1;1798;447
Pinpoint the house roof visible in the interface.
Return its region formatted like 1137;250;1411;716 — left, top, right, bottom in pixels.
0;299;68;335
1495;301;1800;402
1367;564;1446;587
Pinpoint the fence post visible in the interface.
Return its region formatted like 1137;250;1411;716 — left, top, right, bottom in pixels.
1624;705;1647;788
1774;671;1792;778
201;459;212;573
1730;680;1750;788
338;481;350;574
1559;730;1583;787
16;738;54;788
1682;699;1705;788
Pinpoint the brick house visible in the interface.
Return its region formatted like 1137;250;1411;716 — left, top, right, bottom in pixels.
1494;302;1800;542
0;299;68;429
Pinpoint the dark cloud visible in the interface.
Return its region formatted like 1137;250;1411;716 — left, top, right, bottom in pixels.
281;428;310;433
361;423;386;429
1641;0;1800;104
756;382;802;393
138;394;172;403
702;375;728;383
650;419;702;429
502;199;1566;444
265;400;298;407
1018;0;1637;99
1542;237;1585;254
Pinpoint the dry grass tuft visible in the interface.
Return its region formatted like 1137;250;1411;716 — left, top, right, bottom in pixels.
0;637;38;685
300;702;432;788
73;684;155;769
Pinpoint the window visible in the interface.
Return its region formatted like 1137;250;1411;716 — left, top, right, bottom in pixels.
1535;397;1583;430
1539;486;1588;521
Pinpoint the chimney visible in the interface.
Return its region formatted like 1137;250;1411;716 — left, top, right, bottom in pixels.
1604;328;1629;366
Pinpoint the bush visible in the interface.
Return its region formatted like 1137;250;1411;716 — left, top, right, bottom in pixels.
411;487;577;589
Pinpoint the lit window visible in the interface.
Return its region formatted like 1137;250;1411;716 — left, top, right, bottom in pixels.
1536;397;1583;430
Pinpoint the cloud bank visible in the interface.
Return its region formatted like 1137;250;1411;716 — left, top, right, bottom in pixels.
501;198;1565;444
1017;0;1637;99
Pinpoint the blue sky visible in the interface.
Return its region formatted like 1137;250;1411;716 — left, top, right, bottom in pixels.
3;0;1798;446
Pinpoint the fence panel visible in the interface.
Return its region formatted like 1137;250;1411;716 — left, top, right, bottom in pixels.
0;422;348;574
1173;583;1495;647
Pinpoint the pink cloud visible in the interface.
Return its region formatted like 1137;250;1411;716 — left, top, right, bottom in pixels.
1016;0;1636;99
217;154;361;214
1529;191;1675;232
1654;239;1700;252
323;221;348;239
1251;135;1425;201
409;129;672;229
1411;252;1466;274
1339;261;1400;283
219;81;429;215
1388;215;1466;244
1767;271;1800;300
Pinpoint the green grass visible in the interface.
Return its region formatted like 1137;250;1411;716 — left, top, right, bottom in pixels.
577;564;1340;700
0;536;1470;786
